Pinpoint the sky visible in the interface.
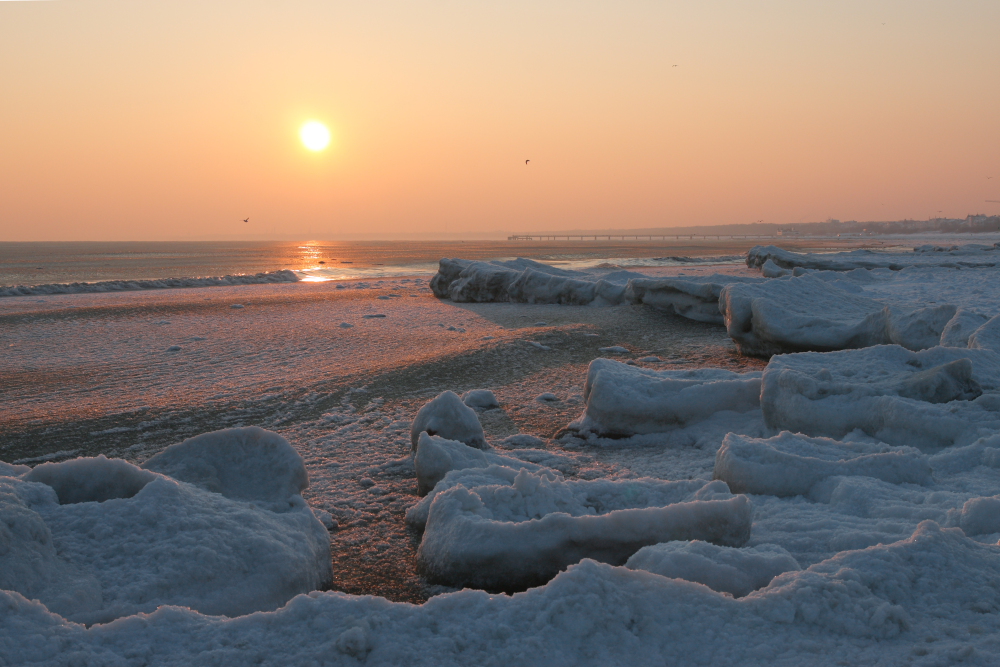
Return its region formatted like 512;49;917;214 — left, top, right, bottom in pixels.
1;0;999;241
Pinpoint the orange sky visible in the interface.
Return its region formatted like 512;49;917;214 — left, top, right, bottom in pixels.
1;0;998;241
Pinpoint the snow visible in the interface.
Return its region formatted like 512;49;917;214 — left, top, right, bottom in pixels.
461;388;500;410
140;426;310;507
412;433;546;496
760;345;1000;449
714;431;932;497
626;540;801;597
1;430;331;624
410;390;488;452
570;358;761;437
414;467;750;589
747;243;1000;271
969;314;1000;352
625;274;762;324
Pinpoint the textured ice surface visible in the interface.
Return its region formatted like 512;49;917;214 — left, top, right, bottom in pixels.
461;388;500;410
624;274;762;324
714;431;932;497
410;390;488;451
415;468;750;589
626;540;800;597
1;432;330;624
761;345;1000;449
747;243;1000;271
413;433;546;496
6;522;1000;665
570;358;761;437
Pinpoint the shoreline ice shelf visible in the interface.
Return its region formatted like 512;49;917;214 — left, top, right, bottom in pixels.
430;245;1000;356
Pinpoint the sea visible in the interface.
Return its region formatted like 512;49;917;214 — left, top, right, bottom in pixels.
0;240;745;289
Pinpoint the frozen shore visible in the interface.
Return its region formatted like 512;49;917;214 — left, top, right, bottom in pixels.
4;243;1000;665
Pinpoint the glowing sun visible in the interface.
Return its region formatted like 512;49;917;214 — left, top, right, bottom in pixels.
300;121;331;151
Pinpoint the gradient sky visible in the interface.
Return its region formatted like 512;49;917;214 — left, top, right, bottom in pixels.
1;0;999;241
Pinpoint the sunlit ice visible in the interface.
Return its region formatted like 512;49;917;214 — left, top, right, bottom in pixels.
300;121;330;151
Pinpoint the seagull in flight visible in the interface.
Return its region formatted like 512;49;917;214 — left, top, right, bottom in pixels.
525;159;530;164
243;218;249;223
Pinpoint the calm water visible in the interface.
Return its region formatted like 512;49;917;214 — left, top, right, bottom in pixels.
0;240;746;287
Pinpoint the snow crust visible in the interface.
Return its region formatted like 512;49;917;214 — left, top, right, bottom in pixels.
570;358;761;437
0;429;330;624
747;243;1000;271
626;540;801;597
414;467;751;589
624;274;762;324
461;388;500;410
410;390;488;451
714;432;932;496
761;345;1000;449
413;433;546;496
6;521;998;665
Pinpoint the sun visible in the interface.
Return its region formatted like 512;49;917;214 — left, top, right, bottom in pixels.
300;121;331;151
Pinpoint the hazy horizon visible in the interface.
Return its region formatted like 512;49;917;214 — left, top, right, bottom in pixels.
2;1;999;242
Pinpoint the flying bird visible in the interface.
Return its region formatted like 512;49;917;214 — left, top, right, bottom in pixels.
525;160;530;164
243;218;249;223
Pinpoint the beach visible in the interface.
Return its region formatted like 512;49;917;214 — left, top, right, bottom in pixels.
5;238;1000;664
0;270;762;602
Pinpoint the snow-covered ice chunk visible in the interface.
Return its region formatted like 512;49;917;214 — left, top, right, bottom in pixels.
25;455;157;504
713;432;932;497
415;468;751;589
624;275;762;325
626;541;800;597
571;358;761;437
412;433;546;496
958;496;1000;535
940;309;990;347
2;441;330;623
430;258;634;306
535;392;558;402
140;427;309;507
969;314;1000;352
461;389;499;410
720;275;892;356
747;243;1000;272
761;345;1000;449
410;390;487;452
760;259;790;278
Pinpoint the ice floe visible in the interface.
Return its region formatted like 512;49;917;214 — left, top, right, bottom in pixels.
747;243;1000;271
760;345;1000;449
714;432;932;497
0;428;330;624
410;390;488;452
569;358;761;437
412;467;750;589
626;540;800;597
